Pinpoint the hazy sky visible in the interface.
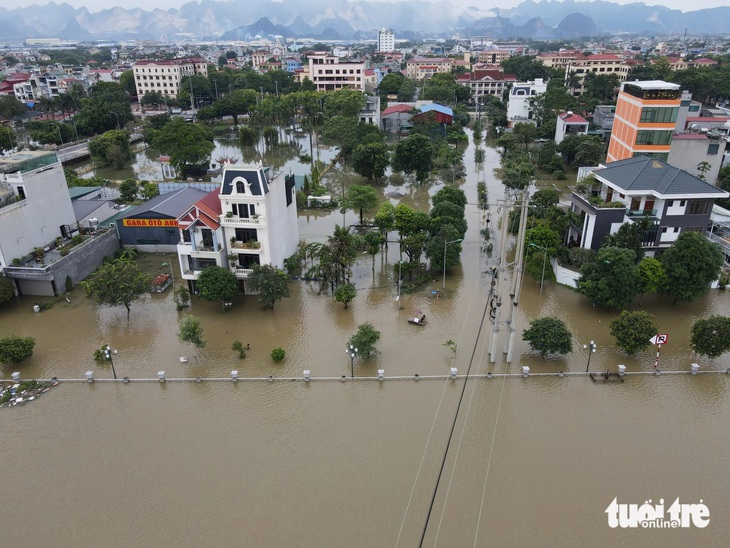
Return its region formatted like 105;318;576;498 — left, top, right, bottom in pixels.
2;0;728;13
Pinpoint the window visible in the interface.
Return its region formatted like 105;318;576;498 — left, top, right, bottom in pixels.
708;143;719;155
235;228;257;242
686;201;709;215
639;107;678;123
236;181;245;193
636;130;672;145
16;186;26;200
238;254;260;268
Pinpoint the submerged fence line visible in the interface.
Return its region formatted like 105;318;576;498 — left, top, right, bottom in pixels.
3;367;729;385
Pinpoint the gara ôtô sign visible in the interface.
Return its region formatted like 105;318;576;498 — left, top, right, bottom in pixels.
122;219;179;227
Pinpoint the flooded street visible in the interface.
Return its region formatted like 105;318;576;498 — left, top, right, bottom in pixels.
1;133;729;546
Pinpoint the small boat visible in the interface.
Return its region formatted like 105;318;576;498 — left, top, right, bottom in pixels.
408;315;427;326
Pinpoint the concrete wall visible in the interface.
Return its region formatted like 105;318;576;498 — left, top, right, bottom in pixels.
553;260;580;288
266;173;299;269
667;138;724;185
50;227;120;290
0;161;77;262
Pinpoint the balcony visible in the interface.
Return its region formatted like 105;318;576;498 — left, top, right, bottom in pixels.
221;215;263;226
230;241;261;251
626;209;658;218
234;267;254;278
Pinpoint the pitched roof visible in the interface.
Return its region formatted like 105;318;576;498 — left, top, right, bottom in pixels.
596;156;728;197
192;189;222;230
118;187;209;219
381;104;412;116
559;112;588;124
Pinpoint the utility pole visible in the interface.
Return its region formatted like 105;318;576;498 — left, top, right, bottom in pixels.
490;196;511;363
505;189;530;362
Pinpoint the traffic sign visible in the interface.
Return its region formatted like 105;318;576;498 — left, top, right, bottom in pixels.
649;334;669;345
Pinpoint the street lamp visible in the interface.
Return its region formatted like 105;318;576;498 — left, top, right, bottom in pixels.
442;238;463;290
584;340;596;372
50;122;63;146
109;111;120;130
346;344;358;378
529;242;548;293
104;344;118;379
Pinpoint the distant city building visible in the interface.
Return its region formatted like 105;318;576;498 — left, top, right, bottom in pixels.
132;57;208;98
303;51;365;92
565;54;631;96
456;65;516;101
405;57;454;80
477;50;511;64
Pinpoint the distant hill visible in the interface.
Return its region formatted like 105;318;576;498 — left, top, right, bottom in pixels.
0;0;727;42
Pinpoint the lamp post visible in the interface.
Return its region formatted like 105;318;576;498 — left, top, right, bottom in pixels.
50;122;63;146
584;340;596;372
109;111;120;130
346;344;358;378
442;238;463;290
528;242;548;293
69;118;79;141
104;344;118;379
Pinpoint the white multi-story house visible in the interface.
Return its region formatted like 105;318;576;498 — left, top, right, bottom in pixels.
176;164;299;293
132;57;208;98
0;151;77;270
506;78;547;127
0;151;119;296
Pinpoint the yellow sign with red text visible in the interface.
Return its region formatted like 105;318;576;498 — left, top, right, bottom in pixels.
122;219;179;228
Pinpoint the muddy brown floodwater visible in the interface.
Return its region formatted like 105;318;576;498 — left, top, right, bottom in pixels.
1;133;729;546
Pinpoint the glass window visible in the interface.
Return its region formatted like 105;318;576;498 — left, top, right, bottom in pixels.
635;130;673;145
639;107;678;123
687;201;709;215
708;143;719;155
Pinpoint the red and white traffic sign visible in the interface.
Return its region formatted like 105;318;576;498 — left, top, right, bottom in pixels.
649;333;669;345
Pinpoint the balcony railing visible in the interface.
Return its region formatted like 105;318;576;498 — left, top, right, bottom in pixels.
626;209;657;217
221;215;263;225
230;241;261;250
234;268;254;277
0;197;27;215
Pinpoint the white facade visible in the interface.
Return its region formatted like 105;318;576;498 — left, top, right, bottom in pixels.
176;165;299;291
0;151;77;269
506;78;547;127
554;111;589;144
378;29;395;53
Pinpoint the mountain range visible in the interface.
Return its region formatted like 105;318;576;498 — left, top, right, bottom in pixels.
0;0;728;43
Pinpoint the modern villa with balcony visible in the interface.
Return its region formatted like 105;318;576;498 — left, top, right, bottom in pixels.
567;156;729;251
176;164;299;293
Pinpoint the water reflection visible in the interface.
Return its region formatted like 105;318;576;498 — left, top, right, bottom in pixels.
1;130;730;545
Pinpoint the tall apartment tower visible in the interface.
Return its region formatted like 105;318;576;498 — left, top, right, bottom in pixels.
606;80;681;163
378;29;395;53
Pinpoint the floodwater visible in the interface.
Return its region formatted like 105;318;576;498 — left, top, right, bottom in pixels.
2;132;730;546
